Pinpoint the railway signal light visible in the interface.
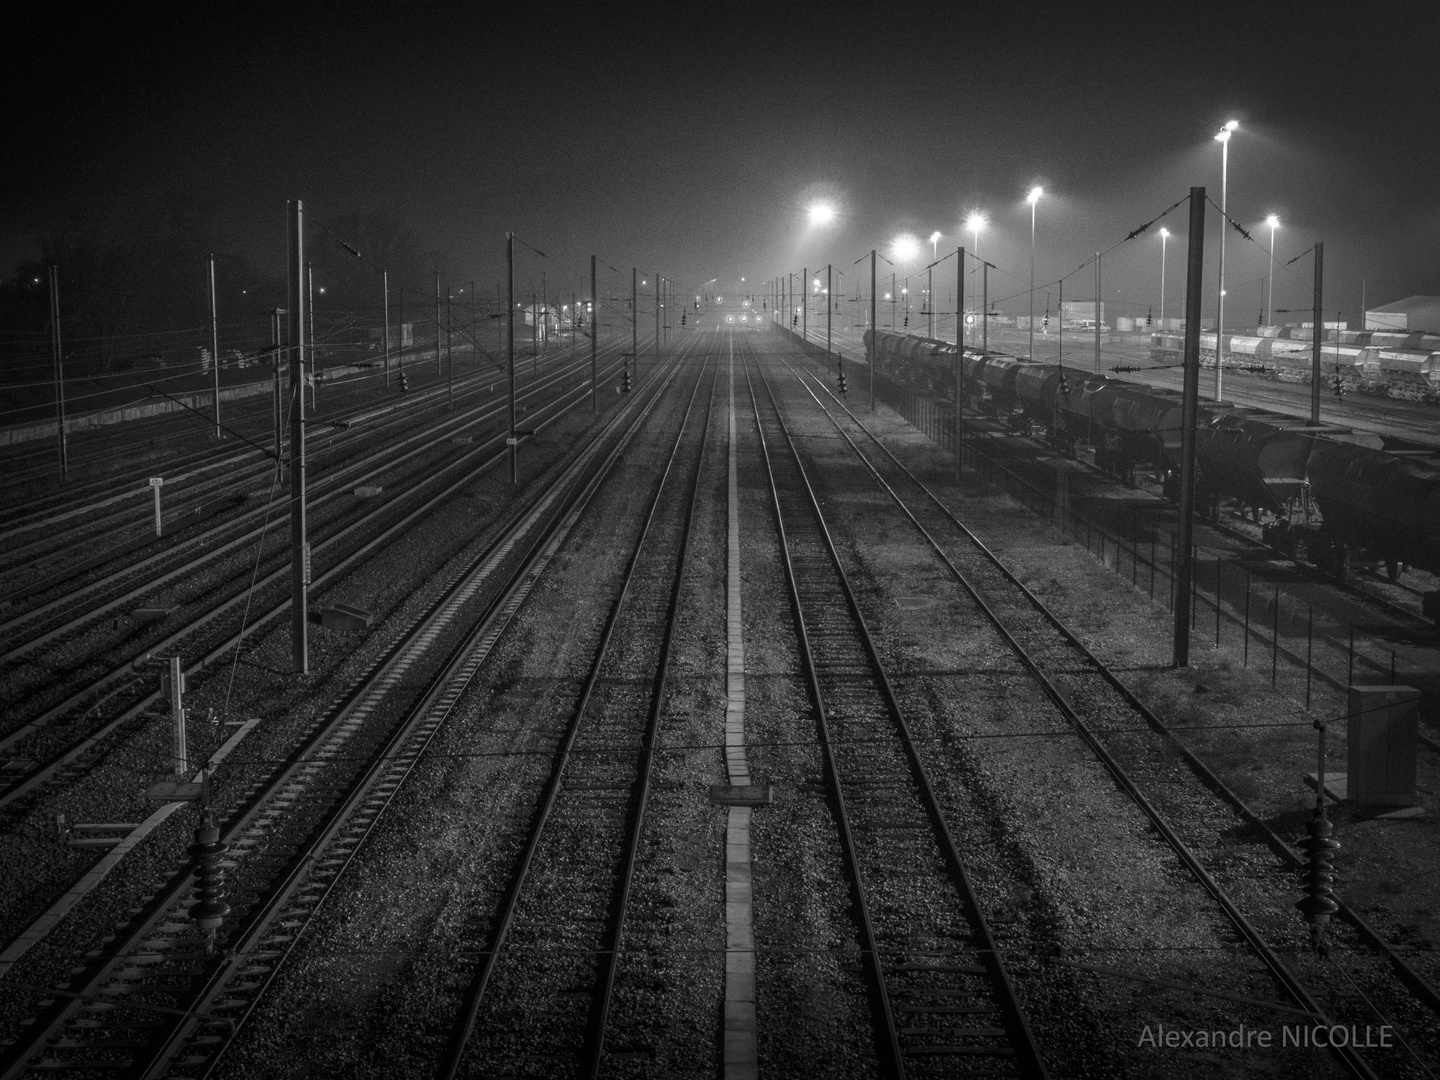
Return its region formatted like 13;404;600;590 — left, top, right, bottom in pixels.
681;311;686;326
398;369;409;394
1332;376;1345;399
622;364;632;393
837;370;848;395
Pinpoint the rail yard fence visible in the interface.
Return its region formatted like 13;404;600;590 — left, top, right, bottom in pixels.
863;366;1437;730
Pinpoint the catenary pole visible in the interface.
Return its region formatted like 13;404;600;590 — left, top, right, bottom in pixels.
1173;187;1207;668
382;268;391;388
655;273;660;368
208;254;221;437
1095;253;1102;374
590;255;598;413
826;264;832;360
982;261;989;354
446;286;454;410
288;199;309;674
956;246;964;479
307;263;317;409
507;233;517;483
802;267;807;343
434;271;442;374
631;267;638;388
1311;241;1323;425
48;265;68;477
870;250;877;411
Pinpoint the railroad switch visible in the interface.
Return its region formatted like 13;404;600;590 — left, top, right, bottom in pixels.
1298;720;1340;956
189;809;231;950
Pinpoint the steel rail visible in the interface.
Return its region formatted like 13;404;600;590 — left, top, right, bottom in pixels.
0;340;633;657
147;343;693;1080
0;332;688;1080
783;359;1384;1080
0;351;629;811
812;363;1440;1021
741;334;1050;1080
440;335;714;1078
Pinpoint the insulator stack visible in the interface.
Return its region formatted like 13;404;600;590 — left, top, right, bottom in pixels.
1301;806;1340;955
189;810;231;935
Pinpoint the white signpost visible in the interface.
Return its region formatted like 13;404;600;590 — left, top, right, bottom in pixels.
148;477;164;536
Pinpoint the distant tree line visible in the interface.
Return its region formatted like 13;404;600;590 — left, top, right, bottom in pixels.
0;192;460;382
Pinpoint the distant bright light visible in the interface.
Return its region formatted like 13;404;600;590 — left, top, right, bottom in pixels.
929;231;942;243
891;234;921;262
808;203;836;225
1265;214;1280;229
1027;186;1043;205
964;211;987;236
1159;227;1170;238
1214;119;1239;143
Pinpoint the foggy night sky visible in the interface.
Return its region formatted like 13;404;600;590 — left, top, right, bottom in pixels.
6;0;1438;327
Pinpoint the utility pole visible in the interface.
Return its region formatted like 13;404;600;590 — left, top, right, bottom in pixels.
507;233;517;484
590;255;598;413
1311;241;1324;425
288;199;309;675
208;254;221;438
446;286;454;410
382;268;391;388
1173;187;1206;668
542;272;548;359
631;267;638;389
802;267;808;343
434;272;442;374
47;265;68;477
532;292;538;376
397;285;405;386
956;247;964;479
654;273;660;368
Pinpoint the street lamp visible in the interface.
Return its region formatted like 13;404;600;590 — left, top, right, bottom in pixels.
930;231;942;261
1027;186;1043;360
1158;227;1169;329
809;203;836;226
1265;214;1280;327
965;212;986;343
1214;119;1239;399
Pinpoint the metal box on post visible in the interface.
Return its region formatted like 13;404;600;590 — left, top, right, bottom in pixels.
1347;685;1419;807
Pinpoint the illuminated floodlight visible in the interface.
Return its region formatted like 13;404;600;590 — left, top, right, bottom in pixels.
965;211;987;236
1214;119;1239;143
1027;186;1043;205
808;203;836;226
891;234;921;262
1265;214;1280;229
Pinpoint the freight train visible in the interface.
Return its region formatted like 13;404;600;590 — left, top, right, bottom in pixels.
866;328;1440;593
1150;330;1440;402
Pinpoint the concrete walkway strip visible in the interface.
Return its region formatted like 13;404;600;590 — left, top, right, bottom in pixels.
723;342;759;1080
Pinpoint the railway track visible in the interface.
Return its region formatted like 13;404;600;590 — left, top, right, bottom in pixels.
0;336;689;1080
441;341;715;1077
743;340;1049;1078
0;346;632;812
776;346;1440;1077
